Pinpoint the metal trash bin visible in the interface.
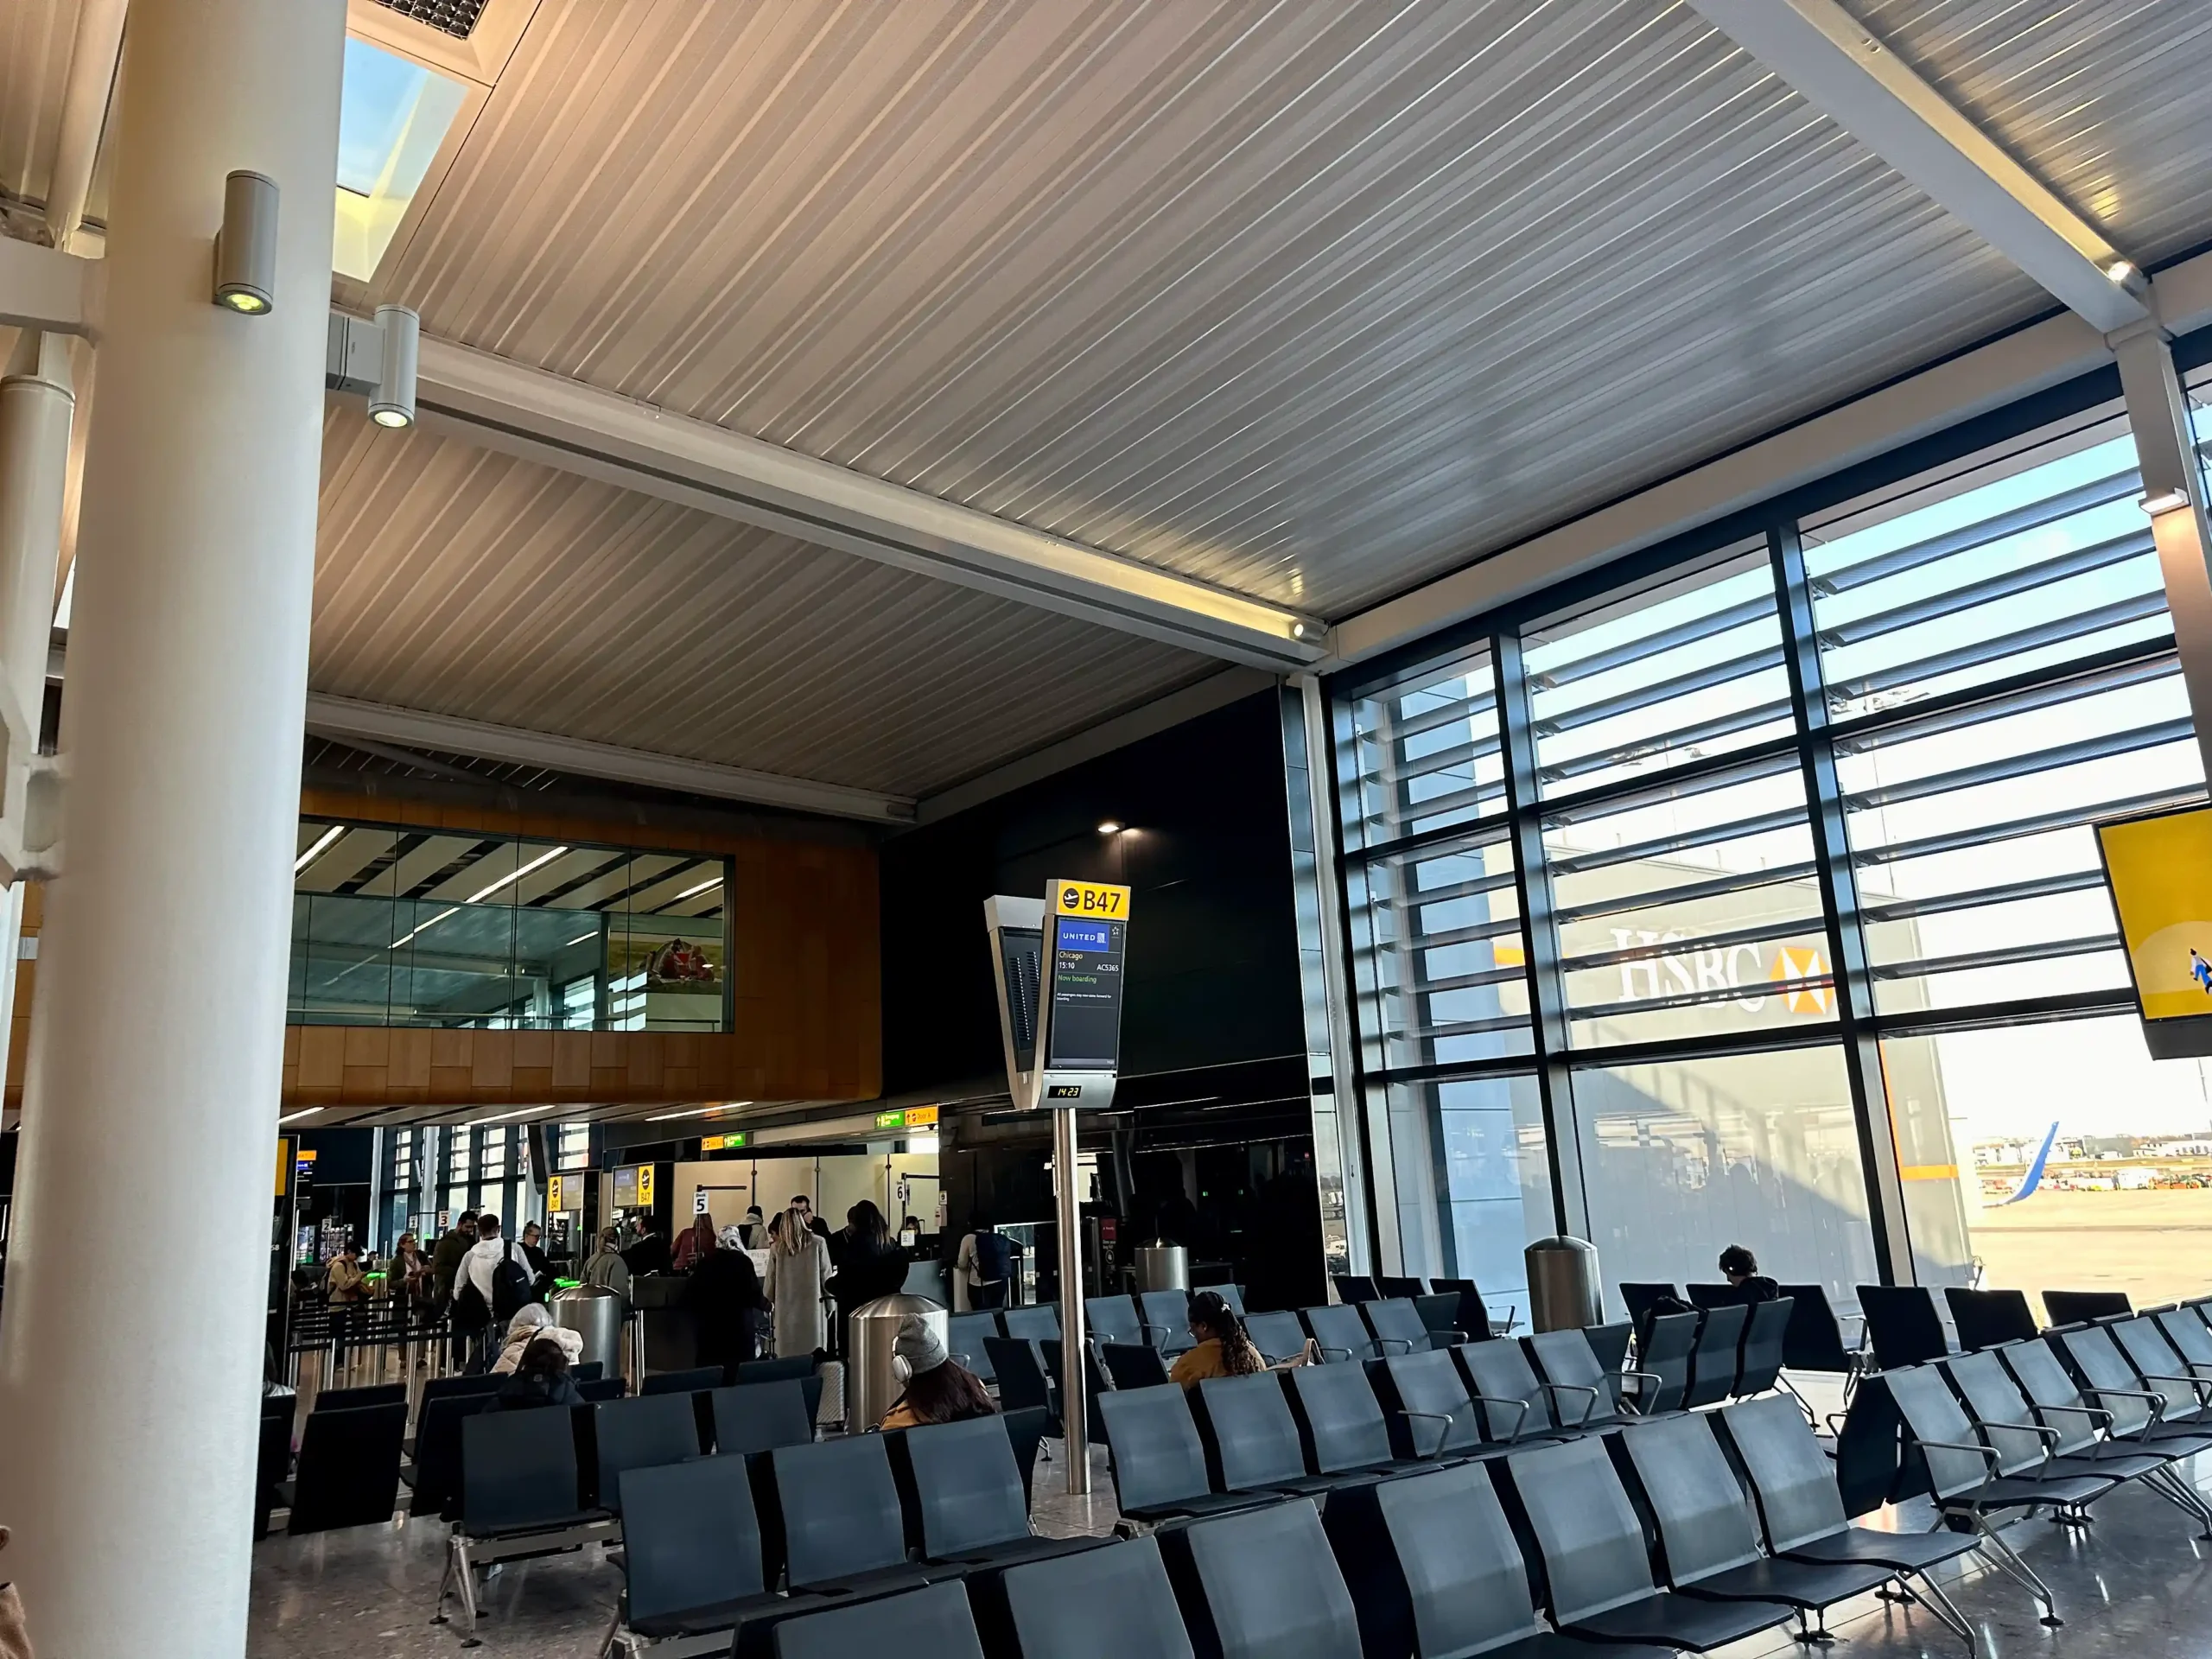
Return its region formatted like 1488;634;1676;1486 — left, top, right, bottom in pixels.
551;1283;625;1372
1135;1242;1189;1294
847;1292;945;1431
1525;1236;1602;1332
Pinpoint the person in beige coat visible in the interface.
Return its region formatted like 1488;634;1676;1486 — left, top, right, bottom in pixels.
764;1205;830;1358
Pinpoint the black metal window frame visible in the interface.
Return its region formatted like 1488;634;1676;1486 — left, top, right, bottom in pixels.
1322;326;2212;1286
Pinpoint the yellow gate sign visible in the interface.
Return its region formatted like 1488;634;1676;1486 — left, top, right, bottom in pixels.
1052;879;1130;918
635;1165;656;1207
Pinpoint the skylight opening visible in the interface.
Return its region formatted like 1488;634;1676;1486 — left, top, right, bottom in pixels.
334;36;467;281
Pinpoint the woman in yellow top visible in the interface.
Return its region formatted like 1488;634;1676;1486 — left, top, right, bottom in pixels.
1168;1291;1268;1387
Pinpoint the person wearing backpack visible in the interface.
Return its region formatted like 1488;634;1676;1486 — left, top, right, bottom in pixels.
954;1215;1011;1312
460;1213;535;1370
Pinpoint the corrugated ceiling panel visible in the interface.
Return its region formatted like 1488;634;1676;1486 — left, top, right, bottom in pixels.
378;0;2050;618
1853;0;2212;266
313;406;1217;798
0;0;78;206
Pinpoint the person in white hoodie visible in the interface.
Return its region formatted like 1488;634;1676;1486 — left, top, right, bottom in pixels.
461;1212;533;1368
490;1304;584;1375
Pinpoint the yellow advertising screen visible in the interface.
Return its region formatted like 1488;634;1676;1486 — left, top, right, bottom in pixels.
2099;805;2212;1023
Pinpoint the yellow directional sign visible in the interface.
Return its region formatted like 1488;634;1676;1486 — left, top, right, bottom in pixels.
635;1165;656;1207
1052;879;1130;918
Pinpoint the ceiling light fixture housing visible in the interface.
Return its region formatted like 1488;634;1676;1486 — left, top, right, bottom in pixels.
1096;821;1123;836
368;303;419;428
2139;487;2191;516
213;169;279;315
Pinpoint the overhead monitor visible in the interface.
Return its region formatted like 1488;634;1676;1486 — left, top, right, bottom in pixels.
1044;883;1128;1073
2097;804;2212;1058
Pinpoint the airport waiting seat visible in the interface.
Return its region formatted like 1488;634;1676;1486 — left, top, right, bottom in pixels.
1523;1327;1634;1427
442;1407;613;1637
1857;1286;1951;1372
254;1397;292;1541
1001;1405;1050;1510
1454;1337;1583;1442
1158;1498;1362;1659
1196;1371;1365;1502
410;1391;490;1520
945;1313;1000;1382
1501;1438;1795;1650
1192;1283;1246;1315
709;1378;813;1457
616;1454;823;1648
1304;1302;1382;1363
578;1375;625;1403
732;1353;817;1388
2044;1289;2133;1325
1245;1310;1310;1364
2054;1322;2212;1448
1944;1287;2037;1351
1141;1288;1195;1355
1735;1298;1794;1396
316;1382;406;1412
1414;1293;1466;1344
1714;1395;1981;1648
593;1391;704;1513
1637;1311;1698;1414
415;1371;502;1429
1086;1294;1150;1346
1941;1350;2201;1527
1618;1281;1680;1331
283;1401;407;1535
1376;1275;1427;1300
1334;1274;1382;1304
1040;1338;1107;1445
2153;1306;2212;1379
1373;1349;1491;1461
1001;1534;1195;1659
2107;1316;2212;1428
983;1337;1058;1436
1000;1304;1059;1343
1100;1341;1173;1391
1287;1360;1438;1482
1096;1383;1278;1525
1885;1363;2116;1623
1683;1303;1748;1408
769;1434;933;1597
642;1365;722;1397
1585;1321;1635;1404
1431;1277;1518;1338
1324;1458;1672;1659
1687;1281;1754;1309
894;1414;1103;1571
1613;1411;1899;1633
1776;1284;1862;1379
1363;1297;1437;1356
772;1580;985;1659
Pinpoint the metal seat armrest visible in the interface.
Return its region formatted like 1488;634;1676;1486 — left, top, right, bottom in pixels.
1318;1345;1354;1363
1983;1419;2062;1475
1539;1381;1601;1427
1374;1337;1414;1356
1618;1369;1662;1416
1916;1437;2001;1504
2083;1383;2169;1429
2138;1370;2212;1405
1401;1409;1456;1460
1467;1393;1533;1441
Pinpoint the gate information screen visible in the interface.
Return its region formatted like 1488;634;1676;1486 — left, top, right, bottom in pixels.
1045;880;1129;1071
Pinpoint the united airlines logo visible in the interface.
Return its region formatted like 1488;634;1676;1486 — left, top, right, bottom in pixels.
1611;931;1831;1015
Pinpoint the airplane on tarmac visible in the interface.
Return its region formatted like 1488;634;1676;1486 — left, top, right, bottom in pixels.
1995;1122;2062;1205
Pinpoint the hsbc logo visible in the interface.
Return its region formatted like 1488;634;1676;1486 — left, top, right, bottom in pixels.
1610;929;1832;1015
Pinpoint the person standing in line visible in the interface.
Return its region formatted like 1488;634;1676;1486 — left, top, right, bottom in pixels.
324;1241;366;1368
673;1213;716;1274
791;1194;833;1244
624;1217;673;1279
391;1230;432;1331
692;1225;773;1373
953;1214;1011;1313
827;1200;909;1357
581;1226;632;1299
430;1211;479;1363
460;1213;532;1370
765;1205;831;1359
740;1205;768;1250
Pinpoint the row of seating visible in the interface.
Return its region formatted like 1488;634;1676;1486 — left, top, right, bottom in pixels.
1332;1272;1523;1334
451;1405;1058;1651
947;1287;1244;1384
758;1394;1985;1659
1869;1307;2212;1623
257;1364;811;1539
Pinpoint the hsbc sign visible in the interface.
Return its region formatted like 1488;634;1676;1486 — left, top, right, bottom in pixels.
1609;929;1832;1016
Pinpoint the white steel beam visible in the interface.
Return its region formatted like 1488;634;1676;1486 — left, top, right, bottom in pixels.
0;238;92;336
340;330;1326;671
2113;328;2212;784
1332;244;2212;669
1691;0;2149;332
302;692;915;824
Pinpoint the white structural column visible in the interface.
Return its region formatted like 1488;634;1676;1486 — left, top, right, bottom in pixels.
2113;326;2212;785
0;3;345;1655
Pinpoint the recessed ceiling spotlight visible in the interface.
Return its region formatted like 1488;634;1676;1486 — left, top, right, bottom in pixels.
1096;821;1123;836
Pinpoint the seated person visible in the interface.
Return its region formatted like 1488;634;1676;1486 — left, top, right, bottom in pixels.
492;1336;584;1411
1169;1291;1269;1386
880;1315;997;1429
1718;1244;1781;1303
490;1303;583;1375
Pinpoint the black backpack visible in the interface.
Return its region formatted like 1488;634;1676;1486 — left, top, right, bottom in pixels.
971;1229;1011;1283
489;1242;533;1323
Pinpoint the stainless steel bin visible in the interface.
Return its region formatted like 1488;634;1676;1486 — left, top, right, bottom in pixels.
1525;1236;1602;1332
847;1292;946;1430
551;1282;626;1371
1135;1243;1189;1294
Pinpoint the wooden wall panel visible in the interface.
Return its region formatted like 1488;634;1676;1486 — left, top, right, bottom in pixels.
9;792;881;1114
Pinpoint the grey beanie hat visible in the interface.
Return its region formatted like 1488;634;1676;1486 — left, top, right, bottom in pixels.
893;1314;949;1376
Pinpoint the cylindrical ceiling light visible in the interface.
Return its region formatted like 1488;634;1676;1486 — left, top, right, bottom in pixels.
212;169;278;315
369;303;420;428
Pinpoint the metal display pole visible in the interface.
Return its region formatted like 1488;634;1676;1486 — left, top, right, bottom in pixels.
1053;1105;1089;1495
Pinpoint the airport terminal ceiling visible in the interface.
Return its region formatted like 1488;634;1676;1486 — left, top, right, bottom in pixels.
10;1;2212;817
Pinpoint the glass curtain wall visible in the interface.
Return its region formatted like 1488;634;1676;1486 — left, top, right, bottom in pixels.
1332;391;2208;1321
